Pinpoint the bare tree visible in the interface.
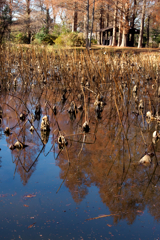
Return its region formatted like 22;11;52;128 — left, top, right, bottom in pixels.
72;2;78;32
84;0;89;49
117;0;123;46
0;0;11;43
26;0;31;43
121;1;129;47
131;0;136;46
89;0;95;47
138;0;146;48
112;1;117;46
146;14;150;47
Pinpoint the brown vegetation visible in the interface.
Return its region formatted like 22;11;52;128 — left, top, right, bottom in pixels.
0;45;160;224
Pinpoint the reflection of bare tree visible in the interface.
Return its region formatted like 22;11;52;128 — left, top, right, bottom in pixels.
10;142;44;185
1;46;160;224
3;99;45;184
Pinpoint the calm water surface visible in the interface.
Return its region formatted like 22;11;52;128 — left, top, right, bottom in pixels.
0;94;160;240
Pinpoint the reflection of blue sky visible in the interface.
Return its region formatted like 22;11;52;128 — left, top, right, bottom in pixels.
0;145;159;240
0;133;160;240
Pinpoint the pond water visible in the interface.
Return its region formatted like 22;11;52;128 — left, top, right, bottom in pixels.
1;91;160;240
1;48;160;239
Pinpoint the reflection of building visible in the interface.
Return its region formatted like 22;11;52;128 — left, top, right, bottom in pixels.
96;27;140;47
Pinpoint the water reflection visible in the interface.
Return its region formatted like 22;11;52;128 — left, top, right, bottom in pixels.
1;47;160;237
1;89;160;224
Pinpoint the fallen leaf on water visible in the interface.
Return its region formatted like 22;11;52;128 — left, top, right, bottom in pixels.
109;232;114;237
28;222;36;229
23;204;29;207
66;204;71;206
23;194;36;199
12;192;17;196
0;194;7;198
86;214;118;221
30;217;34;219
107;224;112;227
137;210;144;213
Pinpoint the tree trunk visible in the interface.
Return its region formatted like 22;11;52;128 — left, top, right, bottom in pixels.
131;0;136;46
138;0;146;48
98;6;104;45
105;4;109;45
46;8;50;34
112;1;117;46
72;2;78;32
26;0;31;43
51;4;56;31
117;1;123;46
9;0;13;26
106;4;109;27
84;14;87;39
146;15;150;47
121;2;129;47
84;0;89;50
8;0;13;40
89;0;95;47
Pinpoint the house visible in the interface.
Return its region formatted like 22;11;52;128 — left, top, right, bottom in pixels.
96;26;140;47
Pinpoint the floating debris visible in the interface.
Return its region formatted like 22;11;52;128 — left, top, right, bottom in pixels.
4;127;11;135
138;99;144;110
9;144;15;150
58;135;68;149
146;111;152;119
28;222;36;229
82;121;90;133
94;99;103;113
61;93;66;102
139;153;154;166
29;126;34;133
20;113;26;121
9;140;25;150
14;141;25;149
68;101;77;114
86;81;90;87
35;104;41;116
53;105;57;115
152;131;160;144
77;105;83;111
133;85;138;94
41;130;50;145
23;194;36;199
41;115;50;131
